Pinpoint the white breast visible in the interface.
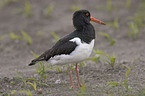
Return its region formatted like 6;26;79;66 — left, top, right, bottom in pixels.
48;37;95;65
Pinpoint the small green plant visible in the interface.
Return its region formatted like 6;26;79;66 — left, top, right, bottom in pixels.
21;30;32;45
3;0;12;5
18;90;33;96
107;18;119;29
11;90;33;96
24;1;32;17
124;66;131;91
107;0;112;12
134;11;145;28
10;32;21;40
107;66;132;92
96;51;117;68
27;82;37;91
9;31;32;45
98;32;116;46
15;69;27;85
127;22;140;40
31;51;52;83
55;65;62;72
15;69;40;89
87;49;102;63
43;2;54;16
0;0;19;9
12;1;32;17
70;5;82;11
128;1;145;28
126;0;132;8
79;62;86;68
55;65;72;73
75;81;86;96
50;32;60;42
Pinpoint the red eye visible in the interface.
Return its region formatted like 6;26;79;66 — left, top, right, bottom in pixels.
86;13;89;16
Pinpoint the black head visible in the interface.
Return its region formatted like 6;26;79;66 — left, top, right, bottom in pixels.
73;10;106;29
73;10;91;28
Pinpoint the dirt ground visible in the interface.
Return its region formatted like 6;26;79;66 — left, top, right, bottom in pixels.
0;0;145;96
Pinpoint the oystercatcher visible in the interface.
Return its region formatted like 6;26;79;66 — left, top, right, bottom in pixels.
29;10;105;88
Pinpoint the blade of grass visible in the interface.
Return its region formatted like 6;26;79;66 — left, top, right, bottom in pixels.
18;90;33;96
107;18;119;29
43;2;54;16
70;5;82;11
98;32;111;40
126;0;132;8
127;22;140;40
98;32;116;46
107;0;112;12
10;32;21;40
21;30;32;45
24;1;32;17
27;82;37;91
50;32;60;42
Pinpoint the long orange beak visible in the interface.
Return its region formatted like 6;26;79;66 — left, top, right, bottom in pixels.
91;16;106;25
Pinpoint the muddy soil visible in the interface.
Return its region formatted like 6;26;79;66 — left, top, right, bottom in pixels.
0;0;145;96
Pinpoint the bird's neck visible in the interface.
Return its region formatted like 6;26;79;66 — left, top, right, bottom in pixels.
76;24;95;43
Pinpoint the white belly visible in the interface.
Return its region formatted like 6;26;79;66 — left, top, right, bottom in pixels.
48;38;95;65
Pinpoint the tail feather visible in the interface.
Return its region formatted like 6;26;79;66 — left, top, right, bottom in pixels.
28;57;45;66
29;59;37;66
28;50;50;66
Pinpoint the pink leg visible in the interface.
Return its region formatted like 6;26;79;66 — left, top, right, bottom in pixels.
68;66;77;88
75;64;82;87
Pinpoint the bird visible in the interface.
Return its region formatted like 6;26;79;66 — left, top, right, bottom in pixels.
28;10;106;88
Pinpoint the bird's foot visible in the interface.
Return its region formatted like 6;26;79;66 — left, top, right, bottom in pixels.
71;84;87;88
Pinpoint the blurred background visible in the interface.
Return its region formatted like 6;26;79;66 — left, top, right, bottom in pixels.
0;0;145;95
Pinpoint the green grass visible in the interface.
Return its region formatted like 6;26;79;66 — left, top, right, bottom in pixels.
127;22;140;40
21;30;32;45
3;0;12;5
70;5;82;12
50;32;60;42
126;0;132;8
107;0;112;12
75;81;86;96
31;51;52;83
15;69;27;86
98;32;116;46
107;18;119;29
127;0;145;29
107;66;132;92
43;2;54;16
128;12;145;29
87;49;102;63
11;90;33;96
54;65;68;73
96;51;117;68
10;32;21;40
13;63;50;95
12;1;32;17
9;31;32;45
27;82;37;91
126;0;145;40
23;1;32;17
0;0;19;8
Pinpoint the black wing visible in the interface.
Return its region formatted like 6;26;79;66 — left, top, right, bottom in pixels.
46;40;77;60
29;32;78;66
